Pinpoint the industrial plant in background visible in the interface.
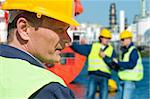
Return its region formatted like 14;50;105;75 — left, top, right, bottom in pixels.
130;0;150;47
68;0;150;48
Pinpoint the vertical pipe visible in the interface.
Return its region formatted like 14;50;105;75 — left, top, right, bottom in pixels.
119;10;125;33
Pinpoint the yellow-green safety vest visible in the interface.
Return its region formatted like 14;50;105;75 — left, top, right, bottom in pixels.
0;56;66;99
88;42;113;74
118;46;143;81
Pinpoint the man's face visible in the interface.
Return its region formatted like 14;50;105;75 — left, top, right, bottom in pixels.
101;37;111;45
120;38;131;47
28;17;70;64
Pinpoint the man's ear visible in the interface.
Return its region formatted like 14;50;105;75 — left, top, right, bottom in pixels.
16;17;30;41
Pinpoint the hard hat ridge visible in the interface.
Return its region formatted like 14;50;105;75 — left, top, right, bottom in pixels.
120;30;133;39
100;28;112;39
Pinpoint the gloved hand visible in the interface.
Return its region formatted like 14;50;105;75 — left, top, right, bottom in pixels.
111;61;120;71
103;56;120;71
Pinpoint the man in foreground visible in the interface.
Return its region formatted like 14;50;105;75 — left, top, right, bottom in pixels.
0;0;79;98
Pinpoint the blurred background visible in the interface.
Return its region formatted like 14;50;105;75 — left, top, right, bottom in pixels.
0;0;150;99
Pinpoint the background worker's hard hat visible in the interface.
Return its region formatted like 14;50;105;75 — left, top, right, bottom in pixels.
100;28;112;39
120;30;133;39
1;0;79;26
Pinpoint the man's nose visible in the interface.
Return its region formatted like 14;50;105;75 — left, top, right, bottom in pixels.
59;40;71;50
61;30;71;42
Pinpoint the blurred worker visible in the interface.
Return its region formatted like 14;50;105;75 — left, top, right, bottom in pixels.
0;0;79;98
101;30;143;99
71;28;116;99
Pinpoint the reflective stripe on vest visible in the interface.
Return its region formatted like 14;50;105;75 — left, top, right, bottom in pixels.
0;56;66;99
118;46;143;81
88;42;113;74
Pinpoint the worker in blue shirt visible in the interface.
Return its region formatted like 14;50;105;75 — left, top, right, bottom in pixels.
100;30;143;99
71;28;116;99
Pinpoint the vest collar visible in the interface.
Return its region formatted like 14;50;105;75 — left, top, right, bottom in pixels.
127;42;134;49
121;42;134;59
0;44;45;68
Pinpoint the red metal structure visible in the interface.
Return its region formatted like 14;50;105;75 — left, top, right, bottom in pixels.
47;47;86;84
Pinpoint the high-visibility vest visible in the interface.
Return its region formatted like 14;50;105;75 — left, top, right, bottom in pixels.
88;42;113;74
0;56;66;99
118;46;143;81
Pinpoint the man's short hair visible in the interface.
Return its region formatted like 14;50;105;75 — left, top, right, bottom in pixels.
8;10;42;32
7;10;43;42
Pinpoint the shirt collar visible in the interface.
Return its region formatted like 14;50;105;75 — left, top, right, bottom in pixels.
0;44;45;68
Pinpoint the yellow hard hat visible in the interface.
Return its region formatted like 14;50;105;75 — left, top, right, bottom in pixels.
100;28;112;39
1;0;79;26
108;79;117;92
120;30;133;39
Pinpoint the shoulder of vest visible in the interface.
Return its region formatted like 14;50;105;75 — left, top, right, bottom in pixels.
129;46;142;57
31;82;74;99
93;42;100;44
92;42;100;46
108;44;113;49
129;46;136;52
1;56;65;82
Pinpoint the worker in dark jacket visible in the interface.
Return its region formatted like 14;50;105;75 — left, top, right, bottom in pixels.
100;30;143;99
0;0;80;98
71;28;116;99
